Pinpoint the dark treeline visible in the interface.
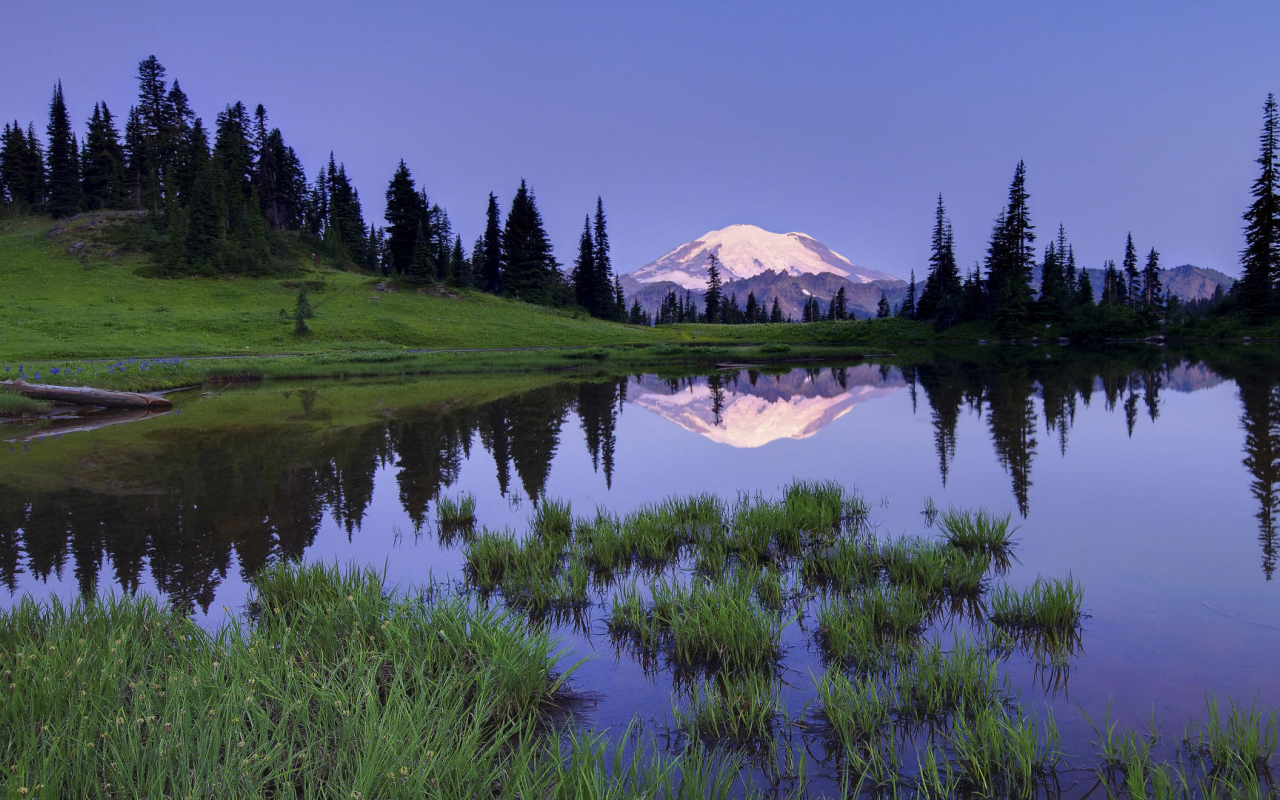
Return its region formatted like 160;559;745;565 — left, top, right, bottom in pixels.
4;350;1277;611
0;56;627;319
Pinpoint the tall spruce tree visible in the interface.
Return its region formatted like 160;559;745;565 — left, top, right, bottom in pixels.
45;81;80;217
917;194;961;321
571;216;596;310
876;292;891;318
1240;93;1280;319
482;192;503;294
898;270;917;318
1;122;44;211
1141;247;1162;312
132;55;172;212
1076;266;1095;306
770;296;783;323
383;160;419;275
745;291;760;323
81;103;126;210
592;197;616;318
1122;233;1140;310
501;179;556;303
704;252;724;322
834;286;848;320
985;161;1036;330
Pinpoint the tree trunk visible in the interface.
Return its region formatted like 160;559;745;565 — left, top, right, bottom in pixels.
1;380;173;410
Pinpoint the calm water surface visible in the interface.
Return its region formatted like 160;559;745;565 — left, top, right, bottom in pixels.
2;345;1277;792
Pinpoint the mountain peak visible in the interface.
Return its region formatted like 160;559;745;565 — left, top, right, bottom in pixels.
626;223;897;290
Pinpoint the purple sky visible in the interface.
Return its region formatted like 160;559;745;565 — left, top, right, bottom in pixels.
7;1;1279;279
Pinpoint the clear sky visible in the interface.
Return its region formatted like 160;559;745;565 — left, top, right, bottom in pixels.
5;1;1278;279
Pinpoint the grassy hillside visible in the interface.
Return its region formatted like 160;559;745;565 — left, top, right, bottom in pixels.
0;215;680;361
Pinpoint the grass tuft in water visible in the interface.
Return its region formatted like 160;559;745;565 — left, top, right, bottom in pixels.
990;576;1084;639
939;507;1017;557
436;492;477;535
946;701;1060;798
676;673;784;744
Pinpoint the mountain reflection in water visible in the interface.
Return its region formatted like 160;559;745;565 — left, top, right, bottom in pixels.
0;347;1276;613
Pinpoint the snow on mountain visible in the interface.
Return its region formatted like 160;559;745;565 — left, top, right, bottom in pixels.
627;223;898;290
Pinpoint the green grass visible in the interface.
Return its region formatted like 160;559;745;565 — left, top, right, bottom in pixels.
990;576;1084;637
0;388;50;417
0;561;689;798
676;673;784;744
939;507;1017;557
435;492;477;537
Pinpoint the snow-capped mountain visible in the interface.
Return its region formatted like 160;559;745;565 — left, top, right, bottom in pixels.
620;224;906;320
628;223;897;290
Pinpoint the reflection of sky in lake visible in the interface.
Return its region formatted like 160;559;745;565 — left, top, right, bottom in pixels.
1;351;1277;768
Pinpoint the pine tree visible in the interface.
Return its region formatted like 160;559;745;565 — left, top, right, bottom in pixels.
1122;233;1140;310
501;179;556;304
44;81;80;217
0;122;43;212
985;162;1036;330
628;299;647;325
704;252;724;322
1076;266;1095;306
482;192;503;294
1240;93;1280;320
917;194;961;321
834;286;848;320
384;160;419;275
593;197;616;319
571;216;596;311
876;292;891;318
744;291;760;324
898;270;917;318
407;222;433;284
613;277;625;319
770;296;783;323
81;103;126;210
450;236;469;287
133;55;172;212
183;135;225;272
1141;247;1162;313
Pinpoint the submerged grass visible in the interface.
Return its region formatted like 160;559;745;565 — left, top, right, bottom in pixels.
990;576;1085;638
435;492;477;535
676;673;785;745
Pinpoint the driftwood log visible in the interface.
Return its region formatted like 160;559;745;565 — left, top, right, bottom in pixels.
1;380;173;410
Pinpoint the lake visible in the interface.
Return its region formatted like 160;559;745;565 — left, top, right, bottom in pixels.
2;344;1277;795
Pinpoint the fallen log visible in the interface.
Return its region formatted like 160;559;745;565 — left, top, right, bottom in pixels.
0;380;173;410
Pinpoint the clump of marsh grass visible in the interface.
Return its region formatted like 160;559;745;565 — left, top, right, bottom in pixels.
990;576;1084;639
939;508;1017;558
783;478;869;536
533;496;574;544
609;575;787;673
575;510;629;575
895;637;1006;721
946;701;1061;798
815;596;881;667
801;537;881;593
1192;695;1278;786
676;673;784;744
436;492;477;536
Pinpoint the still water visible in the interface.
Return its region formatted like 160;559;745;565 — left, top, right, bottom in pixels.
1;344;1277;790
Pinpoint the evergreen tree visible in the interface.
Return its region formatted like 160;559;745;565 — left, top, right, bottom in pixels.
1076;266;1095;306
985;161;1036;330
876;292;891;318
744;291;760;324
325;157;366;263
81;103;126;210
501;179;556;303
1122;233;1140;309
704;252;724;322
770;296;783;323
628;299;648;325
571;216;596;311
407;222;433;284
44;81;80;217
917;194;961;321
482;192;503;294
614;277;625;319
182;131;225;272
1240;93;1280;319
0;122;44;211
132;55;173;212
450;236;469;287
1141;247;1163;313
834;286;848;320
384;160;420;275
898;270;917;318
592;197;616;318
